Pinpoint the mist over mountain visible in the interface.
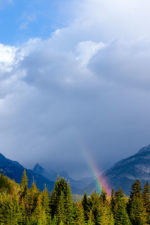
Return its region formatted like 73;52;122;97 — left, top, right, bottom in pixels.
33;163;93;193
33;164;71;181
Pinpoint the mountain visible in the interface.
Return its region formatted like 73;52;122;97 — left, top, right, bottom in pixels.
33;164;70;181
85;144;150;195
33;163;93;194
0;153;54;192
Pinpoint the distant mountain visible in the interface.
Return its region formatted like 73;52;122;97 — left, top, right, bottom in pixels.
85;145;150;195
33;163;93;194
105;145;150;194
0;153;54;192
33;164;70;181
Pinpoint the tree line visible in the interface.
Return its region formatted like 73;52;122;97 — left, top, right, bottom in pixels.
0;170;149;225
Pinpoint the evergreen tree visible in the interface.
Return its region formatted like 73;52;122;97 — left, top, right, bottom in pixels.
57;191;65;224
82;193;90;222
143;181;150;224
111;188;115;213
21;170;28;198
99;205;114;225
143;181;150;211
99;191;114;225
0;173;149;225
128;180;146;225
113;189;131;225
89;192;101;225
75;202;85;225
50;177;74;225
41;186;51;223
36;194;48;225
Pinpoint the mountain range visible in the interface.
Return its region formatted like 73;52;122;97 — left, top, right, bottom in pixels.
0;153;54;192
0;153;92;194
0;144;150;195
33;163;93;193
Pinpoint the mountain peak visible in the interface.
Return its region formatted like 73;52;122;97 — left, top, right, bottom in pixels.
137;144;150;154
33;163;45;174
103;144;150;194
0;153;6;160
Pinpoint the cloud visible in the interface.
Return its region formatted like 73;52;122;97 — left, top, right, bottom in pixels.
89;40;150;89
20;14;37;30
0;44;18;73
1;0;150;177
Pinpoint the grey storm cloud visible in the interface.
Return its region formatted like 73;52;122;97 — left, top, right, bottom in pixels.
1;0;150;178
89;40;150;89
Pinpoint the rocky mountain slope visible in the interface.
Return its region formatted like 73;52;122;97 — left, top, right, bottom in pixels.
0;153;54;192
105;144;150;194
86;144;150;195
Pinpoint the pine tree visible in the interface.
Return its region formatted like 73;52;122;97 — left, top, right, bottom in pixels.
143;181;150;224
82;193;90;222
75;202;85;225
89;192;101;225
25;179;39;219
64;181;74;225
34;194;47;225
50;177;74;224
143;181;150;211
111;188;115;213
20;170;28;198
99;205;114;225
113;189;131;225
99;191;114;225
41;186;50;223
87;217;95;225
128;180;146;225
57;191;65;224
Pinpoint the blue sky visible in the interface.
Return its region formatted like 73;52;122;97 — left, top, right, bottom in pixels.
0;0;150;178
0;0;72;44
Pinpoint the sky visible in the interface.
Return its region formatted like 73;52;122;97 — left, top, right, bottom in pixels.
0;0;150;178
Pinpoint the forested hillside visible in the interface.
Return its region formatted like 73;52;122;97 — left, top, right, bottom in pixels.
0;171;149;224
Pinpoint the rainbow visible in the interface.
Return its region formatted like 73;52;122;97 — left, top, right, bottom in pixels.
82;147;111;196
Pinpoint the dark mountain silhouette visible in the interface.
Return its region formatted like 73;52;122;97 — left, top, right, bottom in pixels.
0;153;54;192
0;154;92;194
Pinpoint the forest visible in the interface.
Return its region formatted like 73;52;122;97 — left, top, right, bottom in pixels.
0;170;149;225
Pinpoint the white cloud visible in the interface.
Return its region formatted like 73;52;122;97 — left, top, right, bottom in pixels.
76;41;105;67
1;0;150;176
0;44;17;73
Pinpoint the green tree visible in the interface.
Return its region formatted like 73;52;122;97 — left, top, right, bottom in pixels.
111;188;115;213
75;202;85;225
82;193;90;222
50;177;74;225
143;181;150;224
33;194;46;225
89;192;101;225
99;191;114;225
113;189;131;225
41;186;51;223
21;170;28;198
128;180;146;225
